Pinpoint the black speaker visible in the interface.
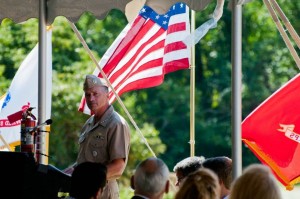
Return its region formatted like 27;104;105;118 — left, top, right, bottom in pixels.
0;151;71;199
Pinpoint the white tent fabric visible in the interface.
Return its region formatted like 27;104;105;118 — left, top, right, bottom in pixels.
0;0;214;24
0;0;256;25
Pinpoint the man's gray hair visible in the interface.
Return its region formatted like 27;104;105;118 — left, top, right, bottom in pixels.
134;157;169;195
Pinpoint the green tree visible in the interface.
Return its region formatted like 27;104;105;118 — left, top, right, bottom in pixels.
0;19;38;93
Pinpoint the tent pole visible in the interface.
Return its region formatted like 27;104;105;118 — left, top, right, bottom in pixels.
190;10;196;157
37;0;48;165
231;0;242;179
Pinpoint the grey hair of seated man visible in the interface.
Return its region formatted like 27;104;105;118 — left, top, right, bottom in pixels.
131;157;169;198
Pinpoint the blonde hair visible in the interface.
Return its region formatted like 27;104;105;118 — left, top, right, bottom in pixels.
175;168;220;199
229;164;282;199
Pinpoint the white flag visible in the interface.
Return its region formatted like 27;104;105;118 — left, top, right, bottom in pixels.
0;30;52;150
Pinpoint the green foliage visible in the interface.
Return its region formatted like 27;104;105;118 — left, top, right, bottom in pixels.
119;123;166;186
0;18;38;93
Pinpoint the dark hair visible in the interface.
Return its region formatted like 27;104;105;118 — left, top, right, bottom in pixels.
173;156;205;177
202;156;232;189
70;162;107;199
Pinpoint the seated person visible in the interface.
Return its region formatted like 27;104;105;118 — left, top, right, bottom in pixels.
175;168;220;199
229;164;282;199
130;157;169;199
69;162;107;199
173;156;205;186
202;156;232;199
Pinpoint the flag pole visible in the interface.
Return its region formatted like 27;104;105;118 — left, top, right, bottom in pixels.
190;9;196;157
269;0;300;49
0;133;12;151
263;0;300;69
231;0;242;179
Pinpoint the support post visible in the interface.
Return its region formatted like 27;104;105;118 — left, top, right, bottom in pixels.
37;0;48;164
231;0;243;179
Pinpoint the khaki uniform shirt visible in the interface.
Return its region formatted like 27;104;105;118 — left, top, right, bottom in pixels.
77;105;130;199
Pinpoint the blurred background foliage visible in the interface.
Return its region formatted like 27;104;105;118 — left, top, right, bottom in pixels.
0;0;299;195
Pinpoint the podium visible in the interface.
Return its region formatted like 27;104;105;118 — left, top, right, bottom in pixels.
0;151;71;199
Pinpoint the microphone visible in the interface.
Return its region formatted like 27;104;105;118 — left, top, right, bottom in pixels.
32;119;53;132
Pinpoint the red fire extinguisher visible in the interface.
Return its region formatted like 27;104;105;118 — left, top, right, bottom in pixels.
20;107;37;153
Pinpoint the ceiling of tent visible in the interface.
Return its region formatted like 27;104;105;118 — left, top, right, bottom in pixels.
0;0;215;25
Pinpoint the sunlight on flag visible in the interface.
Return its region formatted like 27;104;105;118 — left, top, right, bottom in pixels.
242;74;300;190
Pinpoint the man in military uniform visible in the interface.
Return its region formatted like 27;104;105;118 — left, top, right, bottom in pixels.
65;74;130;199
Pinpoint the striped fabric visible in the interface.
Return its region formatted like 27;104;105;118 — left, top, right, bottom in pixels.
79;2;190;114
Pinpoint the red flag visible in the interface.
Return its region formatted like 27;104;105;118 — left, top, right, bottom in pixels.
79;2;190;114
242;74;300;190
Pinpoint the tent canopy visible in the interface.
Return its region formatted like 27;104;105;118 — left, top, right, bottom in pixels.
0;0;213;24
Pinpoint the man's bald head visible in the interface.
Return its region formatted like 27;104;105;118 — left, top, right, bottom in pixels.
133;157;169;198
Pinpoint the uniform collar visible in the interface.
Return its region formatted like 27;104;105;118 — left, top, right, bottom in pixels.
89;105;114;127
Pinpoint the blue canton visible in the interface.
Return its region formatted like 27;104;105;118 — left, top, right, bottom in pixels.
139;2;186;30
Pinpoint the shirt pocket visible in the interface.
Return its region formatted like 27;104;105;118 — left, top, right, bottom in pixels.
88;133;107;162
90;133;106;148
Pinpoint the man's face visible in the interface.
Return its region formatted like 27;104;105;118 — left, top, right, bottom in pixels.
175;170;185;186
84;86;108;113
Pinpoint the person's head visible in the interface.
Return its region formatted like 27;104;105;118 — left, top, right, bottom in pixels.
173;156;205;186
202;156;232;198
229;164;282;199
83;75;109;114
131;157;169;199
70;162;107;199
175;168;220;199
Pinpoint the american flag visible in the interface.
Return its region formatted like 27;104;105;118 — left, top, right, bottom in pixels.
79;2;190;114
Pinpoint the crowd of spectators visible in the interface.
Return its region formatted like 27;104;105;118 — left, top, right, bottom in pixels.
67;156;282;199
